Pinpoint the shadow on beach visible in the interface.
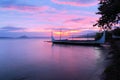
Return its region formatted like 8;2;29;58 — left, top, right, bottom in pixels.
101;40;120;80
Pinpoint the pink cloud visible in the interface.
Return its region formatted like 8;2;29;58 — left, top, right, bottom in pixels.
24;9;98;31
65;16;97;24
0;5;54;13
51;0;98;6
64;16;98;28
0;5;98;34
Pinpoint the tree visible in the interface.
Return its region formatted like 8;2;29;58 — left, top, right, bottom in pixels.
94;0;120;29
112;27;120;36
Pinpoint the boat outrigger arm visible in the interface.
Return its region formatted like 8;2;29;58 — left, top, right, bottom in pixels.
51;31;106;45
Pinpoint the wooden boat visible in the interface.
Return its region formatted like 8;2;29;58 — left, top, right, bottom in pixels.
51;31;106;46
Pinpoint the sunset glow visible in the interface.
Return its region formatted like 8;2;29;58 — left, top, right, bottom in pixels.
0;0;99;37
54;31;69;36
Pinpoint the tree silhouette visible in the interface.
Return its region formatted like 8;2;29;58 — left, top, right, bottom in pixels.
94;0;120;29
112;27;120;36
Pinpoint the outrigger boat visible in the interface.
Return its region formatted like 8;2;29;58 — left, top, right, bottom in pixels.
51;31;106;46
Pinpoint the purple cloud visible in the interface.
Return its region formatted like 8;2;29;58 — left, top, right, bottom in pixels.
0;0;30;7
51;0;97;6
66;18;84;23
0;0;52;12
2;5;51;13
0;26;25;32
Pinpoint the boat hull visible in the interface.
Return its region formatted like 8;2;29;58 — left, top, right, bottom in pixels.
52;40;101;46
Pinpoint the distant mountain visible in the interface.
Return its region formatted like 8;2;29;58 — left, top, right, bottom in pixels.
0;37;13;39
18;35;29;38
17;35;50;39
0;35;50;39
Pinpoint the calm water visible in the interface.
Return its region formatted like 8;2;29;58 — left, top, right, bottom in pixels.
0;39;107;80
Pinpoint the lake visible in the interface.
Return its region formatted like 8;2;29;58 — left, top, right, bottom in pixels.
0;39;108;80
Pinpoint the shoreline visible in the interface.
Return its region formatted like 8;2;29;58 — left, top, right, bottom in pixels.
102;40;120;80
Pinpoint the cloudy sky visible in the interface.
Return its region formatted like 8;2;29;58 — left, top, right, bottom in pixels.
0;0;99;37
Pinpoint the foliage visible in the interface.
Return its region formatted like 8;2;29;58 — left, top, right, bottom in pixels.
95;32;103;40
112;27;120;36
94;0;120;29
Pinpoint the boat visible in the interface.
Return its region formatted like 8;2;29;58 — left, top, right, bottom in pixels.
51;31;106;46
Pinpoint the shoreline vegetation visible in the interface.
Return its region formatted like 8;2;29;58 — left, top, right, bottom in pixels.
102;39;120;80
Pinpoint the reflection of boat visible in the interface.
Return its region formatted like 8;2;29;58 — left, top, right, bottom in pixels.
51;31;106;46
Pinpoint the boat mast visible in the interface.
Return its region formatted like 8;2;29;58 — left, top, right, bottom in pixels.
51;31;55;41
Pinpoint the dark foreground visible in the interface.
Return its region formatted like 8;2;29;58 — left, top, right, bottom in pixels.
101;40;120;80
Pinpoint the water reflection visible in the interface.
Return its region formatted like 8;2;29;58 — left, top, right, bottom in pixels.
0;39;107;80
51;44;98;80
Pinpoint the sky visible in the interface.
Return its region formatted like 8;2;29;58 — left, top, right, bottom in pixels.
0;0;100;37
